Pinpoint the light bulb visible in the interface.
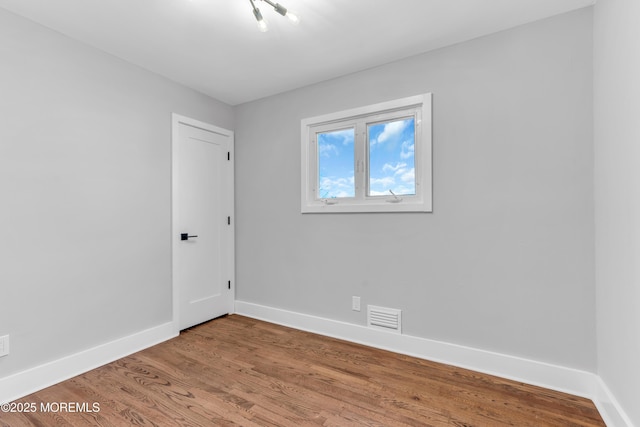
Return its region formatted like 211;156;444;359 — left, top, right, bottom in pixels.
253;7;269;32
272;3;299;25
286;11;300;25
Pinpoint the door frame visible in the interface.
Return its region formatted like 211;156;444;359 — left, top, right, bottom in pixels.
171;113;235;333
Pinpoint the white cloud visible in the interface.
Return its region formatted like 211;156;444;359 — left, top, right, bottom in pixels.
320;176;350;188
371;184;415;197
318;143;339;158
400;168;415;183
375;120;410;145
400;140;414;159
324;128;354;145
319;176;355;198
370;176;396;187
382;162;407;173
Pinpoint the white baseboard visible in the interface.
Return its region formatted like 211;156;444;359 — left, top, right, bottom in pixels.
593;377;636;427
235;300;633;427
0;322;177;405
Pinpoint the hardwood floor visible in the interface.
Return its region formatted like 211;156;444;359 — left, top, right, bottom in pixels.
1;315;605;426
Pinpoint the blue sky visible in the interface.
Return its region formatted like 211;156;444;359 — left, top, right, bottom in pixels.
317;118;415;198
318;128;355;198
368;118;415;196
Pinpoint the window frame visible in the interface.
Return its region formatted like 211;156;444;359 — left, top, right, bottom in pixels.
301;93;432;213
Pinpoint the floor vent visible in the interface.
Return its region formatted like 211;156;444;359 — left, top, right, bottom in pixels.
367;305;402;334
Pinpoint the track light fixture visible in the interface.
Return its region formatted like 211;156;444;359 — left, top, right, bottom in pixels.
248;0;299;32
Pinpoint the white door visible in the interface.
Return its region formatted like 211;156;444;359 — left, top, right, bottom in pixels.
172;114;234;331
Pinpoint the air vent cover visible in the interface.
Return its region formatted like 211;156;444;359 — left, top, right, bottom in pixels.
367;305;402;334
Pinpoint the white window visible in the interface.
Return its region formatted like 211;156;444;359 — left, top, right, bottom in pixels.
301;93;432;213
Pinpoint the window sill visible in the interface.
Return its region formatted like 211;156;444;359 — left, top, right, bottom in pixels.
301;199;432;213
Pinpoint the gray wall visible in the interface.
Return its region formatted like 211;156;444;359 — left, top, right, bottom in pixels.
594;0;640;424
235;8;596;370
0;9;233;377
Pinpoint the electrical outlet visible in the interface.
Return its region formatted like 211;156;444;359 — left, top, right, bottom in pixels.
0;335;9;357
352;296;361;312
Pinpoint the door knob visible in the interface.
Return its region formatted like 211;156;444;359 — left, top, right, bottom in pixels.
181;233;198;241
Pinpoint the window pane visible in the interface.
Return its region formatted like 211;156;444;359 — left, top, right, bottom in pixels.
368;118;416;196
317;128;355;198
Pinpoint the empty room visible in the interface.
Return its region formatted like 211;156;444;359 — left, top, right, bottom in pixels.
0;0;638;426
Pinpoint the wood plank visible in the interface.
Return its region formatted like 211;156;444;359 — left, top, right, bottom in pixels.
0;315;605;426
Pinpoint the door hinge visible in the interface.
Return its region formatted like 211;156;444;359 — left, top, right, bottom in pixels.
227;216;231;225
227;152;230;161
228;280;231;290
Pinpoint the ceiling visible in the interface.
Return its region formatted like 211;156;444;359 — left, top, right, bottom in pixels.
0;0;595;106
